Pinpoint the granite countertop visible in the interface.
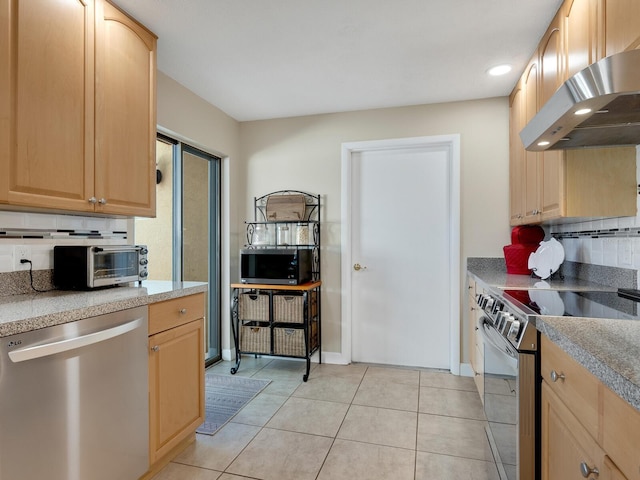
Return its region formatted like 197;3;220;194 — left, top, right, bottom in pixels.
0;280;208;338
468;270;615;291
467;258;640;412
536;316;640;411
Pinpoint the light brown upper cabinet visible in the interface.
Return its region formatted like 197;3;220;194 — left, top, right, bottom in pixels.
95;0;157;216
509;82;526;225
564;0;601;78
0;0;157;217
604;0;640;55
539;12;564;221
523;59;543;225
509;0;637;226
0;0;95;213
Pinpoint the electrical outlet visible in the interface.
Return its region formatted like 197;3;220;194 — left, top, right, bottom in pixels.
13;245;32;270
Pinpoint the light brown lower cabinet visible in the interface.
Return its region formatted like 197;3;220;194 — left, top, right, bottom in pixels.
541;381;607;480
466;282;484;401
145;293;205;477
541;336;639;480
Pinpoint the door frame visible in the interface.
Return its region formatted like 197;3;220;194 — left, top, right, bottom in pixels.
340;135;461;374
156;129;223;366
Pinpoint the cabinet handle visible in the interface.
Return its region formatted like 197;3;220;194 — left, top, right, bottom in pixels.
550;370;565;382
179;308;187;314
88;197;97;204
98;198;107;205
151;345;159;352
579;462;599;478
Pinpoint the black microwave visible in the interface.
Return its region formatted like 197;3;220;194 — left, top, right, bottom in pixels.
240;248;312;285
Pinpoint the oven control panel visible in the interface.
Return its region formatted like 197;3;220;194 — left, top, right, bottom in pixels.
475;291;536;351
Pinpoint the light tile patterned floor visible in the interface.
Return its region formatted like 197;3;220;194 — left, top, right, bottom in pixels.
152;357;500;480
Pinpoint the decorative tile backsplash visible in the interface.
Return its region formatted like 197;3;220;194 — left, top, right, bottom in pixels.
550;146;640;282
0;211;131;273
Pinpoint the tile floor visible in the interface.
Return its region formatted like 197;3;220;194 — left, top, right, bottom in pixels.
152;357;500;480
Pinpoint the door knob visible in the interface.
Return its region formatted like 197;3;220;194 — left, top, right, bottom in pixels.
353;263;367;271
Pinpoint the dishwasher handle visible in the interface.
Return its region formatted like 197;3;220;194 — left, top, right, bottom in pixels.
8;318;143;363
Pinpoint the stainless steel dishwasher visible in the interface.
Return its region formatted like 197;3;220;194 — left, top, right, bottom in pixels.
0;306;149;480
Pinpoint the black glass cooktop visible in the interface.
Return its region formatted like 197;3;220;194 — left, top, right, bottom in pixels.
502;288;640;320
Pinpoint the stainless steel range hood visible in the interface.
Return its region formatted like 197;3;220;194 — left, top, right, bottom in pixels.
520;49;640;151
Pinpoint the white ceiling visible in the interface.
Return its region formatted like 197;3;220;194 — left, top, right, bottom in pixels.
113;0;564;122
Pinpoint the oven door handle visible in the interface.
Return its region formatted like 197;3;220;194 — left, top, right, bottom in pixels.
478;316;518;360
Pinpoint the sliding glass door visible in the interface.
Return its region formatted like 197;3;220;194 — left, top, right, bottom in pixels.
135;135;221;365
179;145;221;364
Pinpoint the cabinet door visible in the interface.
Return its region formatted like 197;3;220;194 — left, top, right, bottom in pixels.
539;12;565;221
565;0;601;78
467;293;478;370
541;382;605;480
522;60;542;224
604;0;640;55
95;0;157;216
539;13;563;105
149;318;204;464
604;457;630;480
602;384;640;480
0;0;95;212
509;84;525;225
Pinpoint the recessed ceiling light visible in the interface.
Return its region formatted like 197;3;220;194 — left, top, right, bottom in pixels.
538;141;550;146
487;64;512;76
575;108;592;115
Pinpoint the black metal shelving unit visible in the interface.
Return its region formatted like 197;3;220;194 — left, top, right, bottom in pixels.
230;190;321;382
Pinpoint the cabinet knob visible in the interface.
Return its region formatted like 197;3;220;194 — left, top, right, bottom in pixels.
550;370;565;382
151;345;159;352
98;198;107;205
353;263;367;271
579;462;599;478
88;197;97;204
179;308;187;314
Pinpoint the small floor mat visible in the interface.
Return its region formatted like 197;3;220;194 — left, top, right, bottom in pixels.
196;374;271;435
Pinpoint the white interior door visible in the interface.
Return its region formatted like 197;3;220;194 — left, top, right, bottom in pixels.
344;137;459;370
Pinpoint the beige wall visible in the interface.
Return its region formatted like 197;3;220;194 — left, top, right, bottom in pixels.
155;72;511;366
239;98;512;361
135;140;173;280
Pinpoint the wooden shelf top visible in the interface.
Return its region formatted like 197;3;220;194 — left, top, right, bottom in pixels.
231;281;321;291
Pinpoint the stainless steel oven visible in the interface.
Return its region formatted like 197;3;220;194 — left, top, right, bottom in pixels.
475;285;539;480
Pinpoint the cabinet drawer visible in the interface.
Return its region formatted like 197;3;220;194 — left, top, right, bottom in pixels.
149;293;205;335
541;381;606;480
541;336;600;438
602;385;640;480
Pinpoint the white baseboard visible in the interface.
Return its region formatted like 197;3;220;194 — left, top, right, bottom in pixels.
225;349;473;375
318;351;350;365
